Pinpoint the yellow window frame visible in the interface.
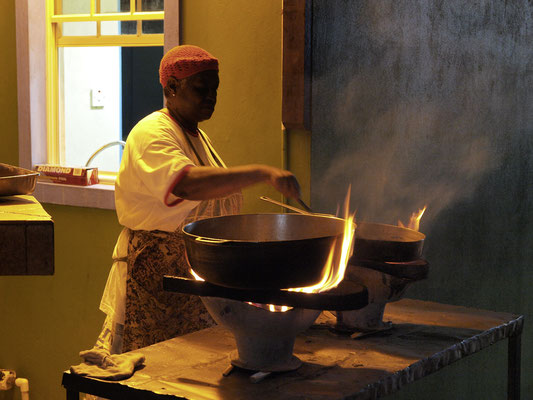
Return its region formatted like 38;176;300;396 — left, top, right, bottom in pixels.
45;0;164;182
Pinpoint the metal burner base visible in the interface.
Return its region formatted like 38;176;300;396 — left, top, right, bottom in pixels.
201;296;320;378
332;262;428;334
336;302;389;332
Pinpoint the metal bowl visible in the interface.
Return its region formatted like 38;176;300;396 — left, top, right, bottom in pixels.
0;163;39;196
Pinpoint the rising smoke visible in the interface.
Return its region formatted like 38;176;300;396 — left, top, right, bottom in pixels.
312;0;531;228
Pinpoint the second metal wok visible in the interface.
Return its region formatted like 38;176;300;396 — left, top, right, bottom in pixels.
182;213;347;289
352;222;425;262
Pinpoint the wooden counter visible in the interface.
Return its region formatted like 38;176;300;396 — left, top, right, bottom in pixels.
62;299;523;399
0;195;54;275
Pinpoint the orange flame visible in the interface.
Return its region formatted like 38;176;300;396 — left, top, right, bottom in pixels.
288;186;356;294
259;188;355;312
398;206;427;232
190;269;205;281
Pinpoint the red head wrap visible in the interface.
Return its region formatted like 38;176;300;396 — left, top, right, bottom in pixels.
159;45;219;87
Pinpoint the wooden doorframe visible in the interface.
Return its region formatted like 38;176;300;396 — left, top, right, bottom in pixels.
282;0;312;131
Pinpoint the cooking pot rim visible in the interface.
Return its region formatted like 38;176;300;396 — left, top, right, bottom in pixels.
182;213;348;244
356;221;426;241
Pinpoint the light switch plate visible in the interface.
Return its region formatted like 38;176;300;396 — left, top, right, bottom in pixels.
91;88;105;108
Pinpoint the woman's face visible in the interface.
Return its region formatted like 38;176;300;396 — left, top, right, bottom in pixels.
167;70;219;124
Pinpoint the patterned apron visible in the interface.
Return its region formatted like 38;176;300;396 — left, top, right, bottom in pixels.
122;194;241;352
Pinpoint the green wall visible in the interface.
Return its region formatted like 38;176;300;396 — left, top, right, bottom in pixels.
0;206;121;400
0;1;292;399
182;0;287;213
0;0;18;166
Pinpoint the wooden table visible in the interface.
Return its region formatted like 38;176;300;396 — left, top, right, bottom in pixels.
62;299;523;400
0;195;54;275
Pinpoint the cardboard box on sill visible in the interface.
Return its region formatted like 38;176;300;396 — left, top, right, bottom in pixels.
34;164;99;186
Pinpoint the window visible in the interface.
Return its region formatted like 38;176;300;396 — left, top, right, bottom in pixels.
48;0;164;180
16;1;179;208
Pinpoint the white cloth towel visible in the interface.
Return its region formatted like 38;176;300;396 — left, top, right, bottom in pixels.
70;347;145;381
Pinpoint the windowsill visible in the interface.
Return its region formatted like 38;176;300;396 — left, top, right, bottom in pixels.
33;181;116;210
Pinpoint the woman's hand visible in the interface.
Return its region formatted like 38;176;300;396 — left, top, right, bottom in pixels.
264;166;301;199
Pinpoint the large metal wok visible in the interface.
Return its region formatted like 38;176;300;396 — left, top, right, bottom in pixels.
182;213;347;289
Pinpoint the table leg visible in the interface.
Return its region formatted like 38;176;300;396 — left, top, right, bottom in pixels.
508;333;521;400
66;389;79;400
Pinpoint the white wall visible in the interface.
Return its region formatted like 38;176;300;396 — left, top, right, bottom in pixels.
61;46;121;170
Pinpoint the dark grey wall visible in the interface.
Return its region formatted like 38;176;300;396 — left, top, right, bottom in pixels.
310;1;532;398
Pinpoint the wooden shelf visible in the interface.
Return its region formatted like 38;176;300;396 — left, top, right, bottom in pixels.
0;195;54;275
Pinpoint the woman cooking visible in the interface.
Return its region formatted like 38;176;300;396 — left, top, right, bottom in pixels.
96;45;303;354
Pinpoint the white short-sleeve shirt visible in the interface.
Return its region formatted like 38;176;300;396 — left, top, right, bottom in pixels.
115;110;221;232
